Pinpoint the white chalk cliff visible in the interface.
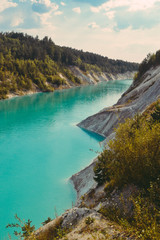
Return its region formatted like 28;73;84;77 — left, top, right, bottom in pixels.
70;66;135;85
78;65;160;137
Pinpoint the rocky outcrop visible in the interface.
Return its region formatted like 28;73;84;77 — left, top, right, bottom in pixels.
63;210;137;240
35;207;137;240
70;158;97;200
70;66;135;85
78;65;160;137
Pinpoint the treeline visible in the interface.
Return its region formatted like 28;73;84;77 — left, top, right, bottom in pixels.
0;32;138;99
0;32;138;72
134;50;160;82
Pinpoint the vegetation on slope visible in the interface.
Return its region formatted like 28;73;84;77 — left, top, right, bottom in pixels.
134;50;160;83
94;100;160;239
0;32;138;100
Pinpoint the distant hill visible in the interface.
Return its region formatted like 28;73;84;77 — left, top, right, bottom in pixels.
0;32;138;99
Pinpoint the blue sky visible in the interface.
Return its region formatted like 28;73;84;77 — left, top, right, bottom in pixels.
0;0;160;62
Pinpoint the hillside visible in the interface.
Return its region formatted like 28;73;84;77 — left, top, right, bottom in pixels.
78;54;160;137
0;32;138;100
7;53;160;239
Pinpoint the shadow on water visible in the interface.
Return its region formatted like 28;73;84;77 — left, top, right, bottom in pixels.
80;128;105;142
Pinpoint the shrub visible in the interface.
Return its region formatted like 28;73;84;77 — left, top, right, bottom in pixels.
131;195;160;240
6;215;69;240
47;75;65;86
95;107;160;239
100;193;160;240
94;114;160;190
6;214;35;239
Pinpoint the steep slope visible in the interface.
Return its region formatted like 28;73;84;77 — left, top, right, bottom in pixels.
33;207;137;240
78;65;160;137
74;60;160;203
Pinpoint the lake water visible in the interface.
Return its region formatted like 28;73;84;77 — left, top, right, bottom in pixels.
0;80;132;239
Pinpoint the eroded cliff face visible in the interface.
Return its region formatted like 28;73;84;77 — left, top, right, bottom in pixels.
6;67;135;100
69;66;135;85
78;65;160;137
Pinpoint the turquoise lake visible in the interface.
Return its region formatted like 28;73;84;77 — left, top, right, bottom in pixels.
0;79;132;239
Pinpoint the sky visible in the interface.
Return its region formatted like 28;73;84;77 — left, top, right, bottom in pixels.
1;0;160;63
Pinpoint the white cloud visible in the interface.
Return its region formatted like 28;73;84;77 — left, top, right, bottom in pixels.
11;16;23;27
91;0;160;13
52;19;160;63
50;3;59;11
104;10;115;19
36;0;52;7
88;22;99;29
61;2;66;6
84;24;160;62
54;11;63;16
0;0;17;13
31;0;59;11
36;11;51;25
128;0;160;11
72;7;81;14
90;6;100;13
